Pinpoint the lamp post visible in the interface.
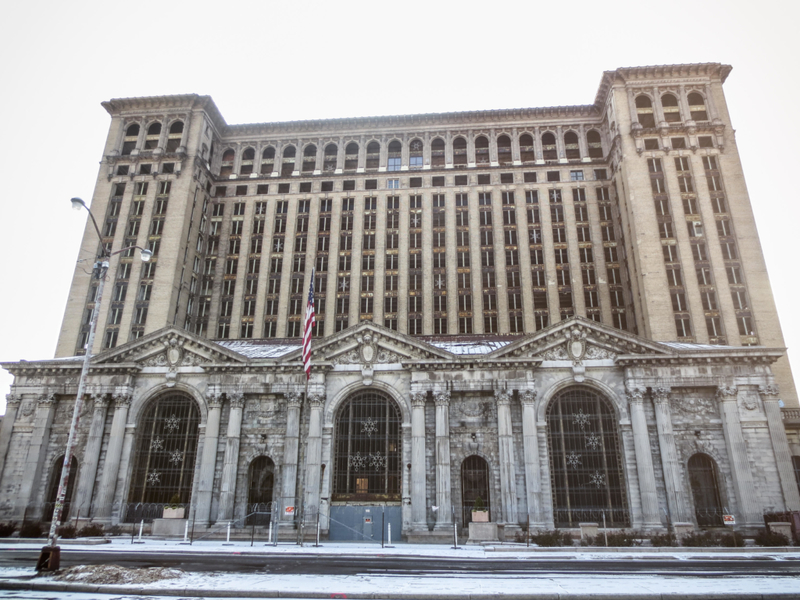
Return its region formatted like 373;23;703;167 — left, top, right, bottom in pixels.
36;198;152;571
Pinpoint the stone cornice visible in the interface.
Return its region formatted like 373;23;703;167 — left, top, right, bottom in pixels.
615;347;784;367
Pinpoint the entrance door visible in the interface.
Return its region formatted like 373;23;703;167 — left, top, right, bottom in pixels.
461;455;490;526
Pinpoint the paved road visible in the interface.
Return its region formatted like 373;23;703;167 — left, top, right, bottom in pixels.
1;548;799;577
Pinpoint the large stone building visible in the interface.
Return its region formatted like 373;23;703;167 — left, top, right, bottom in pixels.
2;63;799;541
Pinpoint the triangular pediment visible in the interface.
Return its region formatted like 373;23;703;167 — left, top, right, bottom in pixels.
487;317;674;361
93;327;250;366
282;321;456;366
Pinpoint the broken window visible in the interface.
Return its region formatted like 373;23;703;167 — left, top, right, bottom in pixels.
687;92;708;121
587;130;603;159
323;143;337;173
302;144;317;173
220;148;235;177
281;145;296;177
409;138;423;169
144;122;161;150
261;146;275;174
475;135;490;164
661;93;681;123
520;133;535;163
365;141;380;171
497;134;512;165
542;132;557;160
122;123;139;155
166;121;183;152
564;131;580;160
635;95;655;128
240;147;255;175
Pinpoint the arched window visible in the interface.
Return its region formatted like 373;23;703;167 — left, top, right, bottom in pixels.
461;455;490;525
220;148;235;177
344;142;359;171
333;390;402;500
661;93;681;123
261;146;275;174
240;147;255;175
281;145;296;177
688;453;723;526
793;456;800;494
635;95;655;128
438;138;450;167
519;133;535;163
127;392;200;508
122;123;139;155
542;132;557;160
302;144;317;173
497;135;512;165
365;141;380;171
166;121;183;152
586;130;603;159
688;92;708;121
246;456;275;526
323;143;338;173
564;131;580;160
144;123;161;150
547;387;629;527
475;135;489;164
409;138;423;169
45;455;78;521
387;140;402;171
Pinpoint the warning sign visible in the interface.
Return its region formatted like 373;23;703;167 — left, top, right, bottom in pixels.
723;514;735;525
284;506;295;516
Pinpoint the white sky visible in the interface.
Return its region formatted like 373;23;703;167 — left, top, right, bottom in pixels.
1;0;799;411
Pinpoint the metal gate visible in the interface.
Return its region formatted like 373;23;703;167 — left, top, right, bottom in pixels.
328;505;402;542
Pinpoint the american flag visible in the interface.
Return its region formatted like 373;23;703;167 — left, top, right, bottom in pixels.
302;269;315;379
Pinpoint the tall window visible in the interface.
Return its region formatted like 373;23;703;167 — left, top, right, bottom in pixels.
547;387;629;527
635;95;655;128
45;455;78;521
246;456;275;526
461;455;490;526
333;391;401;500
127;393;200;518
688;453;723;526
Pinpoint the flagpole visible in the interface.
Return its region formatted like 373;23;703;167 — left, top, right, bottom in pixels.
297;268;315;544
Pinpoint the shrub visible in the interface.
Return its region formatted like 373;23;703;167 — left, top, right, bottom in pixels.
106;525;123;536
681;530;720;547
719;531;745;547
530;530;573;547
77;523;105;537
19;521;43;538
650;531;677;547
59;524;76;539
754;529;791;547
0;522;16;538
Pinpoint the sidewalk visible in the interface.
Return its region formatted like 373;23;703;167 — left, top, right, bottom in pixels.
0;538;798;599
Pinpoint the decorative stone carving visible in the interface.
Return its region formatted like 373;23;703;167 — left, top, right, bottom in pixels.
227;391;245;409
5;394;21;408
739;392;759;411
143;353;169;367
38;392;57;406
207;392;223;408
541;346;569;360
651;387;671;405
19;400;36;420
716;384;738;401
410;391;427;408
166;336;183;367
91;393;110;408
113;393;132;408
671;392;715;417
519;389;537;406
285;391;303;408
625;386;646;404
433;390;451;406
458;399;488;418
307;393;325;408
758;384;780;399
494;389;512;406
584;345;617;360
331;333;401;366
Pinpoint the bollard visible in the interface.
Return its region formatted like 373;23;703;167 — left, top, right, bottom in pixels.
223;522;233;545
133;520;144;544
184;520;189;542
267;520;273;546
387;523;393;548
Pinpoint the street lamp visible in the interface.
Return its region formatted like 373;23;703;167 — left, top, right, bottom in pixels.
36;198;151;571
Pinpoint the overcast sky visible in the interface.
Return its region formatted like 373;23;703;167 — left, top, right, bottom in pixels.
1;0;799;411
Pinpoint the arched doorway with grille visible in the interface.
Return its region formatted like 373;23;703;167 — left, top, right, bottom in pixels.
688;453;724;527
125;391;200;522
246;456;275;526
329;389;402;540
461;455;491;527
546;386;629;528
44;455;78;522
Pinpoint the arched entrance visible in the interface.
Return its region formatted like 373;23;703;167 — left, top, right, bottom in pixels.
125;392;200;522
329;389;402;540
461;455;490;526
246;456;275;526
688;453;723;526
546;386;629;527
45;455;78;522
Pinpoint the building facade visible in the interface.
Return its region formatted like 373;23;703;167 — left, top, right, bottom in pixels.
2;63;799;540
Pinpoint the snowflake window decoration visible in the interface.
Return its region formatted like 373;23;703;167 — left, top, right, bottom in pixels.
339;278;349;291
566;452;582;469
273;239;283;252
530;230;541;243
164;414;180;434
589;471;606;488
435;275;445;289
410;215;420;227
348;452;366;471
361;417;378;437
147;470;161;485
150;437;164;451
585;433;601;450
411;141;422;151
573;409;590;430
369;451;387;469
169;450;184;465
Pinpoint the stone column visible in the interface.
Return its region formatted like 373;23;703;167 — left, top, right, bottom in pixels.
759;385;800;511
511;127;521;165
194;393;223;526
495;389;518;524
217;392;245;522
626;386;662;528
17;393;57;518
652;86;666;124
533;126;543;163
281;392;302;523
73;394;110;519
717;385;762;526
434;390;452;526
303;393;325;517
410;391;427;526
336;137;345;173
94;393;131;520
651;387;690;524
0;394;21;482
519;389;542;527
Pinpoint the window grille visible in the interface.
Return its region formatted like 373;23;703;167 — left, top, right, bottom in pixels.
688;453;724;526
246;456;275;526
333;391;401;500
461;455;490;525
547;387;629;527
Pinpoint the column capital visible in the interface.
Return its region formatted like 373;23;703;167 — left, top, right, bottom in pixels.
307;393;325;408
227;391;245;409
112;393;132;408
519;389;537;406
38;392;57;406
285;391;303;408
410;391;427;408
433;390;450;406
625;386;646;405
91;393;111;408
494;389;512;406
758;384;780;400
716;384;738;402
5;394;21;408
651;386;672;405
206;392;224;408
